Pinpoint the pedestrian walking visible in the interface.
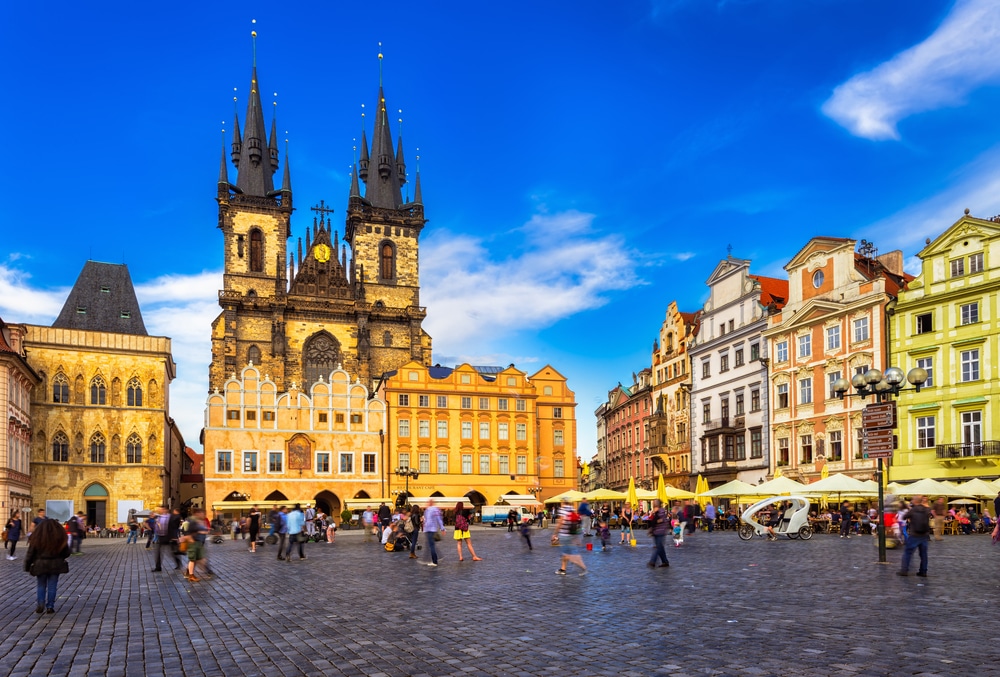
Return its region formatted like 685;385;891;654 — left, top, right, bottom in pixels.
422;499;444;566
362;508;375;543
247;506;261;553
151;506;182;572
507;508;517;533
703;502;717;533
519;519;533;551
304;504;317;540
839;501;852;539
182;509;210;582
30;508;46;537
23;518;71;614
553;499;586;576
647;499;670;568
326;516;338;544
5;510;22;559
275;506;289;560
285;503;306;560
231;518;240;540
578;498;594;537
898;495;931;577
403;506;419;557
144;512;157;548
453;502;482;561
125;516;139;544
68;512;86;554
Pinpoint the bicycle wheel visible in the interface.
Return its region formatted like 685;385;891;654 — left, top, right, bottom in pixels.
737;523;755;541
798;525;813;540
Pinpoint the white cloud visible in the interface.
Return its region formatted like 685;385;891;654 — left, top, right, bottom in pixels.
0;266;66;323
860;145;1000;252
421;210;645;347
670;252;696;262
823;0;1000;140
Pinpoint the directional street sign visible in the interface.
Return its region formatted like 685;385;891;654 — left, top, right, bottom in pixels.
863;449;895;460
863;429;895;445
862;401;897;430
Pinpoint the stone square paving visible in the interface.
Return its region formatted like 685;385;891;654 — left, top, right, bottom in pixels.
1;525;997;677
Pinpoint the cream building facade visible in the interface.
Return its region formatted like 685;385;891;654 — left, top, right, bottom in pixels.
24;262;184;526
1;318;39;520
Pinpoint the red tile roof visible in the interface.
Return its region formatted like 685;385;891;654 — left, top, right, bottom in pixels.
749;275;789;309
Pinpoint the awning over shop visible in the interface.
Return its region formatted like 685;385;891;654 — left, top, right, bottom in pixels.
211;500;314;510
498;494;542;506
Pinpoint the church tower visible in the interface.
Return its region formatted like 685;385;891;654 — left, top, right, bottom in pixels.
344;51;432;375
210;38;431;395
211;30;293;391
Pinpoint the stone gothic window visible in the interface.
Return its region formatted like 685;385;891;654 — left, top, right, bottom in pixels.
248;345;261;366
126;433;142;463
52;373;69;403
380;242;395;280
90;433;107;463
127;378;143;407
90;376;107;405
250;229;264;273
303;333;342;391
52;432;69;462
384;331;392;347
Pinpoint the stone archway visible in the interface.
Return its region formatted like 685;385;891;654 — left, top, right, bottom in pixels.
464;490;487;508
264;490;289;501
354;490;371;499
314;490;340;519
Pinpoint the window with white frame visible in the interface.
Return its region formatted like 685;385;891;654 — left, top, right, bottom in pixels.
799;378;812;404
461;421;473;439
363;453;376;473
316;452;331;473
969;252;984;274
418;453;430;473
516;455;527;474
498;422;509;440
962;411;982;450
499;455;509;474
479;397;489;410
827;371;842;399
777;438;789;465
515;399;526;412
961;349;980;381
826;326;841;350
479;422;490;439
720;353;729;372
498;398;508;411
339;453;353;473
553;407;563;418
479;454;490;474
800;435;813;463
916;357;933;386
554;429;564;446
437;453;449;473
554;458;565;477
398;452;410;470
398;394;409;406
916;416;935;449
516;423;527;441
735;347;744;367
829;430;842;461
735;392;744;416
437;420;448;438
960;302;979;325
853;317;870;342
217;450;233;473
951;258;965;277
776;341;788;362
242;450;258;473
750;389;760;412
418;420;430;438
915;313;933;334
436;395;448;408
461;397;472;409
398;419;410;437
798;334;811;358
418;395;429;407
776;383;789;409
702;359;711;378
268;451;284;473
750;429;762;458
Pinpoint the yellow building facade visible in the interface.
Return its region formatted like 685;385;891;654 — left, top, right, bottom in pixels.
379;362;577;505
892;212;1000;481
203;364;386;520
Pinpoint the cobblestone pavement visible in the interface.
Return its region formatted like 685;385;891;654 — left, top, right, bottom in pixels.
1;526;998;677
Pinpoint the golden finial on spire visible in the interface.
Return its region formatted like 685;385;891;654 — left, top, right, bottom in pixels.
378;41;383;86
251;19;258;68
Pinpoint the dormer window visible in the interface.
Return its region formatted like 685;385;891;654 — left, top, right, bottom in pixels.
120;311;131;319
100;286;110;293
812;270;824;288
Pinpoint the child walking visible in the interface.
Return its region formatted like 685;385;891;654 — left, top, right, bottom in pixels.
672;519;683;547
519;520;532;550
598;520;611;551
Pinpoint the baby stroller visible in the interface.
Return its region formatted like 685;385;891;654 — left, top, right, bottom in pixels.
385;531;411;552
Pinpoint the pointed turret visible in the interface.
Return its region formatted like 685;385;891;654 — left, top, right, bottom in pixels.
358;130;369;181
230;111;242;167
349;162;361;198
363;84;404;209
233;63;276;197
395;136;406;187
218;143;229;187
413;168;422;205
268;113;279;174
281;146;292;194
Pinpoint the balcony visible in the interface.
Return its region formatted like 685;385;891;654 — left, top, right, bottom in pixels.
704;417;731;432
935;441;1000;462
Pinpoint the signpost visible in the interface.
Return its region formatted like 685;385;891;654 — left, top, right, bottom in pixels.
862;400;897;564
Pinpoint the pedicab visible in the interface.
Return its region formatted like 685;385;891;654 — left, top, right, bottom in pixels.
737;495;813;541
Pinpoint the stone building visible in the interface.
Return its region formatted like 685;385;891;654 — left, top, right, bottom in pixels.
891;211;1000;481
0;317;39;520
689;258;786;488
24;261;184;526
603;369;654;492
210;46;431;398
648;301;700;489
379;362;577;505
202;364;386;520
762;238;909;483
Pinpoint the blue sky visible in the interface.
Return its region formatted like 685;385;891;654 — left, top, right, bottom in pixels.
3;1;1000;459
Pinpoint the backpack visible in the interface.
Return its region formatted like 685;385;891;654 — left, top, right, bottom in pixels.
455;513;469;532
908;506;931;536
403;518;414;534
566;510;581;535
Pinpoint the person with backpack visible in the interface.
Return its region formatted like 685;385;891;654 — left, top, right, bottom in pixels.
899;494;932;577
647;499;670;568
552;499;587;576
5;510;22;559
453;502;482;561
125;515;139;544
578;498;594;537
151;506;182;572
404;506;420;558
68;512;86;554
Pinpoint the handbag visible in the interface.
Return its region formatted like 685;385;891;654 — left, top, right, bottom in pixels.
178;535;192;553
433;531;442;542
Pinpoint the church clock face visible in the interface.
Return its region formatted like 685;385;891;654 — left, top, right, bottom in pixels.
314;243;332;263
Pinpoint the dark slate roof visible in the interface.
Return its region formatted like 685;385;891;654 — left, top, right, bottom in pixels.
427;365;454;380
52;261;148;335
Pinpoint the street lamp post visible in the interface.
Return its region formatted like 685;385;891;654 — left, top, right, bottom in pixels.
394;466;419;506
379;429;386;498
832;366;927;563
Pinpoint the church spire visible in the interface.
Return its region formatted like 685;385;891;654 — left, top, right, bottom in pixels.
268;104;280;174
232;28;276;198
218;140;229;188
361;49;405;209
349;162;360;198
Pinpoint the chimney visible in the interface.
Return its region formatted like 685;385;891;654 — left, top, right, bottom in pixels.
877;250;904;277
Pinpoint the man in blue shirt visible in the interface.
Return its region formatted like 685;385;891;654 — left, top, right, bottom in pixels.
275;506;289;561
284;504;306;561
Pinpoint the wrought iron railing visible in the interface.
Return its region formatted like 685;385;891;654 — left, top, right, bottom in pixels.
935;441;1000;458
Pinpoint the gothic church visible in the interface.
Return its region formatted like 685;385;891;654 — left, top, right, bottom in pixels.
210;47;432;394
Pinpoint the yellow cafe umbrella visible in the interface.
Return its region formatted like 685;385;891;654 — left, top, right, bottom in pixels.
695;475;710;509
820;465;829;480
584;488;627;501
543;490;586;504
745;475;806;497
626;476;639;508
657;474;668;504
958;477;1000;499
